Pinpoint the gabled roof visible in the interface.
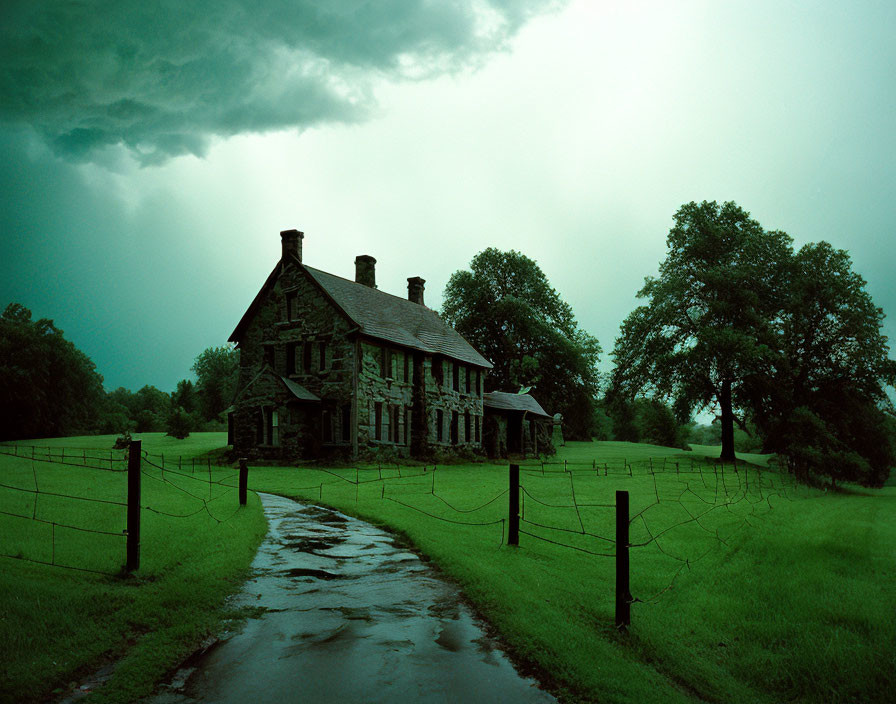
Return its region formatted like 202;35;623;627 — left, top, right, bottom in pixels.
483;391;551;418
230;256;492;369
233;366;321;405
280;376;320;402
304;266;492;368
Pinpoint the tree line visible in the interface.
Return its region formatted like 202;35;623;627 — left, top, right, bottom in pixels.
0;303;237;442
3;200;893;486
441;202;895;487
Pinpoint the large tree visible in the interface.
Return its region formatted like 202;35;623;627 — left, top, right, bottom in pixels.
612;201;895;484
191;345;239;421
0;303;106;440
442;248;601;439
610;201;794;461
749;242;896;485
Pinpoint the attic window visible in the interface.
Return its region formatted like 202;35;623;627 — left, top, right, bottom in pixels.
452;363;460;392
432;357;443;386
263;344;274;367
286;291;298;321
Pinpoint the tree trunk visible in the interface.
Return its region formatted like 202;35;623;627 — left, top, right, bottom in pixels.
719;377;736;462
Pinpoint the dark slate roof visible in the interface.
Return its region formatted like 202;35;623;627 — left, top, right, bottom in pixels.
230;257;492;368
280;376;320;402
483;391;551;418
304;266;491;368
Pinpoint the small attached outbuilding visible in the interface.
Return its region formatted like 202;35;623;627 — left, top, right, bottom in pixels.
482;391;553;458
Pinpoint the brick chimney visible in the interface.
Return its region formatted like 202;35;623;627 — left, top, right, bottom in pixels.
281;229;303;263
407;276;425;305
355;255;376;288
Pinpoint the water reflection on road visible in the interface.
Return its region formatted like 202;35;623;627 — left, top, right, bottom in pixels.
148;492;554;703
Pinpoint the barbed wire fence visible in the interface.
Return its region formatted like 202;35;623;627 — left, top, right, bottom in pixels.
0;441;251;576
268;453;815;630
2;441;816;628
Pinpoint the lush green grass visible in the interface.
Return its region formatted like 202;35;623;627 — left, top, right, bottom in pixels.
245;442;894;704
3;435;892;703
0;433;265;703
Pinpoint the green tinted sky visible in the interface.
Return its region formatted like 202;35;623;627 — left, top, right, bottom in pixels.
1;0;894;392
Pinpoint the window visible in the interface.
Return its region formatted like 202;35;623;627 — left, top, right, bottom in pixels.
475;369;481;396
452;362;460;392
286;291;297;321
263;344;274;367
318;341;327;371
450;411;459;445
436;409;444;442
475;415;480;443
303;342;312;374
464;412;470;443
260;407;279;446
404;408;409;445
432;358;443;386
465;367;471;394
380;347;392;379
403;353;409;383
342;405;351;443
375;402;383;441
322;409;333;443
286;342;297;375
391;405;401;443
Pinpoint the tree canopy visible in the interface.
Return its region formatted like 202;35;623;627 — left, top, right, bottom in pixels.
443;248;601;439
0;303;106;440
611;201;895;485
191;345;238;421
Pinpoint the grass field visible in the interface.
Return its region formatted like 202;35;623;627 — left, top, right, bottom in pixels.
243;442;895;704
2;434;893;703
0;433;266;703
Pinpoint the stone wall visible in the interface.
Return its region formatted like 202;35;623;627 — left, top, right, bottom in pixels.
355;343;486;456
233;261;355;459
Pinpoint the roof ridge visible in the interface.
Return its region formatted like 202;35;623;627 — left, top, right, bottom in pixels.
305;264;435;311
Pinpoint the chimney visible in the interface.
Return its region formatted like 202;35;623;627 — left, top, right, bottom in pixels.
407;276;425;305
281;229;303;263
355;255;377;288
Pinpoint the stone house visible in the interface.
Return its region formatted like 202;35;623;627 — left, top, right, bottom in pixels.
482;391;553;458
228;229;493;460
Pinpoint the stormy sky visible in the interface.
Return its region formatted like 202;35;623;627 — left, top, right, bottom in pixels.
1;0;894;394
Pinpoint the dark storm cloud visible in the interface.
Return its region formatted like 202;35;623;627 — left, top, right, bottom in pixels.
0;0;560;164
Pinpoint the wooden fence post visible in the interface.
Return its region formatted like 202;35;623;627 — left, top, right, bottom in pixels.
508;464;520;546
126;440;142;573
615;489;631;630
239;458;248;506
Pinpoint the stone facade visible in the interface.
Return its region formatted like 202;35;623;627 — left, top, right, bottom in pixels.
229;229;491;461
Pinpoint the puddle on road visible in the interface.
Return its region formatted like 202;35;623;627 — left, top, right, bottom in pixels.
146;492;554;704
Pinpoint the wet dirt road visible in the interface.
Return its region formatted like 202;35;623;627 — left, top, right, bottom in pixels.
148;493;554;703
